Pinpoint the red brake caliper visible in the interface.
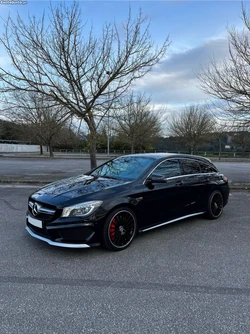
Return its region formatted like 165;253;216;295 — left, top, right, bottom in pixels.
109;218;116;241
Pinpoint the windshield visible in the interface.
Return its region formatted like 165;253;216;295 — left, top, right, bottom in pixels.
90;156;154;181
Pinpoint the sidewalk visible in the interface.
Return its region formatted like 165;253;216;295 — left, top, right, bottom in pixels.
1;151;250;162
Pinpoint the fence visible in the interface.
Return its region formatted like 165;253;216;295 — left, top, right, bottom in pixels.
0;143;46;153
1;143;249;158
54;148;250;158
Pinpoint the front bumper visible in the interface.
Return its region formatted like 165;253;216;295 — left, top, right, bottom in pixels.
26;226;91;248
26;214;100;248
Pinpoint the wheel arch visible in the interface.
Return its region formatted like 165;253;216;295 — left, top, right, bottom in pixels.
206;189;224;219
103;196;140;220
103;202;139;228
101;204;138;251
208;185;229;208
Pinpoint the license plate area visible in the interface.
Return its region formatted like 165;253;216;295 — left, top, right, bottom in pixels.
27;215;43;229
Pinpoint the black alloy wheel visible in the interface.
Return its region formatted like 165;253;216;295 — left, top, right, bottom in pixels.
206;190;224;219
102;208;137;251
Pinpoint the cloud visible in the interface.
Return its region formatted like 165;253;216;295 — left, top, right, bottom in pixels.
135;37;230;106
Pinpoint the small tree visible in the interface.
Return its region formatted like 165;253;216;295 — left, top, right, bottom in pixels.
0;2;169;168
231;123;250;155
168;104;215;154
113;93;163;153
4;92;70;157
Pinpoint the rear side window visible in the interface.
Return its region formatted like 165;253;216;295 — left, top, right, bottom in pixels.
180;159;201;175
151;159;181;179
199;161;217;173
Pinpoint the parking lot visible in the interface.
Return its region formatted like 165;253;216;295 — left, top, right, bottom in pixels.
1;186;250;333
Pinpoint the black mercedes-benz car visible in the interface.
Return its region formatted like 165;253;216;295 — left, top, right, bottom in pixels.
26;153;229;251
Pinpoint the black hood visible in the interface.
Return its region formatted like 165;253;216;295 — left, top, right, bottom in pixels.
31;174;130;204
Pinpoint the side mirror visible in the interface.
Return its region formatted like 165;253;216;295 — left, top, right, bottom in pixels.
145;177;167;187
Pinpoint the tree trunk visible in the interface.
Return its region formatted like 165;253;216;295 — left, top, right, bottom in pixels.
131;141;135;154
89;130;97;169
218;138;222;160
48;142;54;157
40;144;43;155
188;146;193;154
87;116;97;169
242;145;246;156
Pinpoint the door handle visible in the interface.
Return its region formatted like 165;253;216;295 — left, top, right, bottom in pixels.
175;180;183;186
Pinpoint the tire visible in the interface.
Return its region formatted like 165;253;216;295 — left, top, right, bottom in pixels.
102;207;137;251
206;190;223;219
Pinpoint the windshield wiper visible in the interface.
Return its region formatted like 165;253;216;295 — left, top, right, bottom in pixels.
89;174;99;180
101;175;119;180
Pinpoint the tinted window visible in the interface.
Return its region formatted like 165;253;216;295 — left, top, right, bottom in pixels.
181;159;200;175
151;159;181;179
199;161;217;173
91;156;154;181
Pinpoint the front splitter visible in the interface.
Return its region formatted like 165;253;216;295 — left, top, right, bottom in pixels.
25;226;91;249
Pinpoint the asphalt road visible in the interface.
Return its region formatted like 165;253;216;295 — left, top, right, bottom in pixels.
0;157;249;186
1;186;250;333
0;157;105;183
215;161;250;183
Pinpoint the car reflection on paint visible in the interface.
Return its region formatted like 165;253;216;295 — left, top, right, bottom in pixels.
26;153;230;251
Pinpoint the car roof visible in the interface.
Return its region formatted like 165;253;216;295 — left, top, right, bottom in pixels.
122;153;212;163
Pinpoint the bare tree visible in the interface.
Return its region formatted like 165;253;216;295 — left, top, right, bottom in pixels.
5;92;71;157
198;5;250;126
168;104;215;154
113;93;163;153
0;2;169;168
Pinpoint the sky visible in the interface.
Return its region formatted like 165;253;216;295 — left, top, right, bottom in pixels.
0;1;246;113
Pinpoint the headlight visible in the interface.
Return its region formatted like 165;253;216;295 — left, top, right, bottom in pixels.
61;201;103;218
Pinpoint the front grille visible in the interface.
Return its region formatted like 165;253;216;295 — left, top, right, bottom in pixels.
28;200;59;222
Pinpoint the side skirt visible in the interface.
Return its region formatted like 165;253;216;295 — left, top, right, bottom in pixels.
139;212;205;233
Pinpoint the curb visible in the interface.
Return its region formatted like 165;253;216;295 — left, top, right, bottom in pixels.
228;184;250;191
